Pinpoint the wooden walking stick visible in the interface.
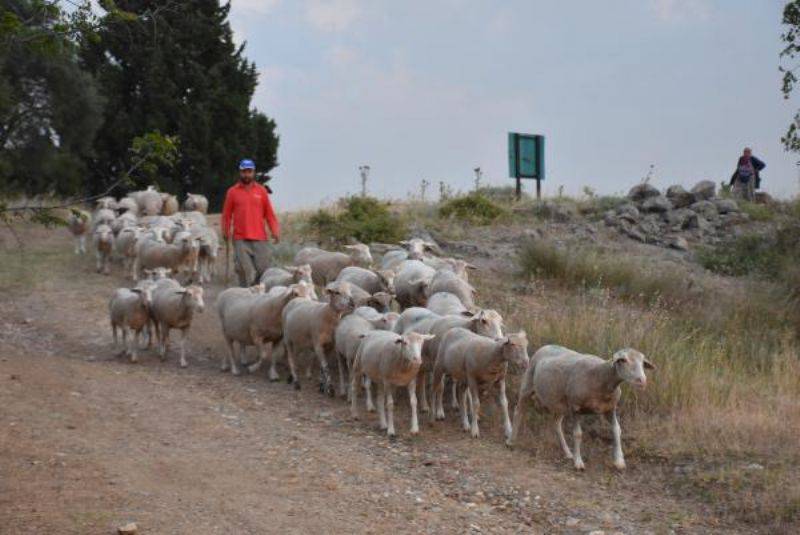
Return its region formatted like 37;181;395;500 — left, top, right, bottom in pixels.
224;237;231;285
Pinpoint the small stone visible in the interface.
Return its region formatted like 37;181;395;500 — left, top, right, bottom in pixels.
616;203;640;223
118;522;138;535
713;198;739;214
565;517;580;527
689;200;718;220
745;463;764;471
588;531;606;535
667;236;689;251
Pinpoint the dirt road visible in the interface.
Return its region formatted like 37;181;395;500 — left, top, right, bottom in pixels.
0;228;733;534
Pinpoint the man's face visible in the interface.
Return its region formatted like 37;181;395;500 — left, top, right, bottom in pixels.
239;168;255;183
744;148;752;158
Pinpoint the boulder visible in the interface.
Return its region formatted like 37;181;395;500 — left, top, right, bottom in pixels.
603;210;617;226
616;203;640;223
754;191;773;204
664;208;693;229
641;195;672;213
691;180;716;201
666;236;689;252
638;217;662;239
689;200;718;220
686;213;712;232
666;185;695;208
627;183;660;202
713;198;739;214
619;221;646;243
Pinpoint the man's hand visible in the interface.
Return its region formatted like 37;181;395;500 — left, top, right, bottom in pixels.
273;236;281;244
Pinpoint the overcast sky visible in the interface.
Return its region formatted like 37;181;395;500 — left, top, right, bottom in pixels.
228;0;797;209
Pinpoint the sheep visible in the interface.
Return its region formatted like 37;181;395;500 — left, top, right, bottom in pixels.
160;193;179;215
507;345;654;471
349;330;434;437
347;284;393;312
393;260;435;309
260;264;314;292
131;186;163;216
109;286;153;363
426;292;469;316
93;224;114;274
133;233;200;281
333;308;399;397
293;244;373;285
116;197;139;216
335;266;395;294
150;282;205;368
217;282;314;378
92;208;116;230
67;209;91;254
111;211;137;236
142;226;169;244
422;257;475;281
115;226;143;279
392;307;439;334
380;250;411;271
432;328;528;440
184;193;209;214
427;269;476;309
172;210;207;228
194;225;220;283
281;281;355;392
96;196;117;211
380;239;441;270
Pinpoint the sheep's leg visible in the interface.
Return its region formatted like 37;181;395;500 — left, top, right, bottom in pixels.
336;352;348;399
459;382;471;432
284;341;300;390
268;340;281;382
609;410;626;470
364;377;375;412
132;257;140;281
96;251;103;273
314;343;333;396
130;330;140;363
81;235;87;254
450;379;459;410
230;341;242;376
416;370;429;413
555;415;573;459
572;415;585;470
385;383;396;438
158;324;169;362
497;379;513;441
407;378;419;435
178;328;188;368
74;237;80;255
221;339;233;372
349;361;360;420
376;383;387;430
431;366;445;422
249;339;265;374
468;376;480;438
111;323;118;346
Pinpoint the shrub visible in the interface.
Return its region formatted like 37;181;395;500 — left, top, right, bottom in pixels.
476;185;528;204
697;224;800;280
439;192;506;224
306;196;407;244
738;201;774;222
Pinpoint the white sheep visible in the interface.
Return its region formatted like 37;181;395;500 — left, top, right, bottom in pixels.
426;291;469;316
427;269;475;309
92;208;116;230
131;186;163;216
422;257;475;281
160;193;179;215
347;284;393;312
294;244;373;285
282;281;355;392
133;232;200;281
95;196;118;211
335;266;395;295
150;280;205;368
194;225;220;283
393;260;435;309
184;193;209;214
392;307;439;335
349;330;434;437
116;197;139;216
111;211;137;236
67;209;91;254
93;224;114;274
109;286;153;363
115;226;143;279
334;308;399;397
432;328;529;440
508;345;654;471
260;264;314;292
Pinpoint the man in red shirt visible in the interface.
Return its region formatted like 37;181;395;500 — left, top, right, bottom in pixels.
221;159;280;286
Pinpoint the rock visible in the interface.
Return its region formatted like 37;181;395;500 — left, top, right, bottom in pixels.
627;183;660;202
689;200;718;220
754;191;773;204
565;517;580;528
618;221;646;242
638;218;662;242
664;208;693;229
118;523;138;535
616;203;640;223
588;531;606;535
667;236;689;251
686;213;712;232
603;211;617;226
551;202;578;222
641;195;672;213
691;180;716;201
666;185;695;208
745;463;765;471
713;198;739;214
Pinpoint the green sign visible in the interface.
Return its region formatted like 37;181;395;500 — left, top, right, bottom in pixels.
508;133;545;180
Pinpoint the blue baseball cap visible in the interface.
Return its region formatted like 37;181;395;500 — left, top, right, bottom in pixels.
238;159;256;170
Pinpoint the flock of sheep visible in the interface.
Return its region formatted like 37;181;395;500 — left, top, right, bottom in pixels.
65;192;655;472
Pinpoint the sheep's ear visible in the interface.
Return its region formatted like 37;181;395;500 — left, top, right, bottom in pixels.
399;240;409;245
395;338;406;345
643;358;656;370
174;289;188;295
343;245;357;250
358;334;367;339
461;310;474;317
130;288;142;294
466;263;478;270
284;265;298;271
612;350;629;363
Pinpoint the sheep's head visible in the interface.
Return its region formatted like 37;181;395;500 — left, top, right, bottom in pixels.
612;349;654;390
324;281;355;313
499;331;529;369
397;332;435;363
377;270;396;293
469;309;504;338
408;277;431;306
130;286;154;308
248;283;266;294
176;285;205;313
94;224;113;242
286;264;314;285
344;244;373;267
366;292;393;313
290;280;316;300
378;312;400;331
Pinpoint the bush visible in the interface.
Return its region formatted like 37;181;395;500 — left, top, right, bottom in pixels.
476;185;528;204
738;201;774;222
306;196;407;245
697;224;800;280
439;193;506;224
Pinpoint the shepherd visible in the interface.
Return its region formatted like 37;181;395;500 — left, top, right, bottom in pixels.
729;147;765;202
221;159;280;287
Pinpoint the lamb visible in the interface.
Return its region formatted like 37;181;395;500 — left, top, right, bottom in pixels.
133;233;200;281
293;244;373;285
335;266;395;294
282;282;355;392
333;308;399;397
116;197;139;216
393;260;435;309
349;330;434;437
507;345;654;471
426;292;469;316
432;328;528;440
217;282;314;379
93;224;114;274
150;281;205;368
109;286;153;363
427;269;475;309
67;209;91;254
160;193;179;215
260;264;314;292
184;193;209;214
111;211;137;236
115;226;143;279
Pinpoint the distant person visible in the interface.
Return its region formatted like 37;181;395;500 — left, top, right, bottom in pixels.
729;147;765;201
221;159;280;287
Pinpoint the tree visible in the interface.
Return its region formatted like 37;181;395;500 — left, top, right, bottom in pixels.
80;0;279;209
0;0;104;197
781;1;800;152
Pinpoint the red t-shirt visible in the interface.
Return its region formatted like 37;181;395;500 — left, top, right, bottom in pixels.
221;181;280;241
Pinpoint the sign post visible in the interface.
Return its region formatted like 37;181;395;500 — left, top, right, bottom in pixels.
508;133;545;200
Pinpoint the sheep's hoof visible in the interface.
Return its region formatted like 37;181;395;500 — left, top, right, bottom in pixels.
387;432;397;441
505;440;514;449
470;430;480;439
410;428;419;436
231;368;241;376
269;376;280;383
293;381;301;391
180;362;188;369
286;375;294;385
326;385;336;398
613;460;626;470
574;460;586;471
130;356;138;364
247;363;260;374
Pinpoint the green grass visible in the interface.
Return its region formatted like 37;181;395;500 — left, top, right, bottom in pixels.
738;201;775;222
438;192;507;224
305;196;408;245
